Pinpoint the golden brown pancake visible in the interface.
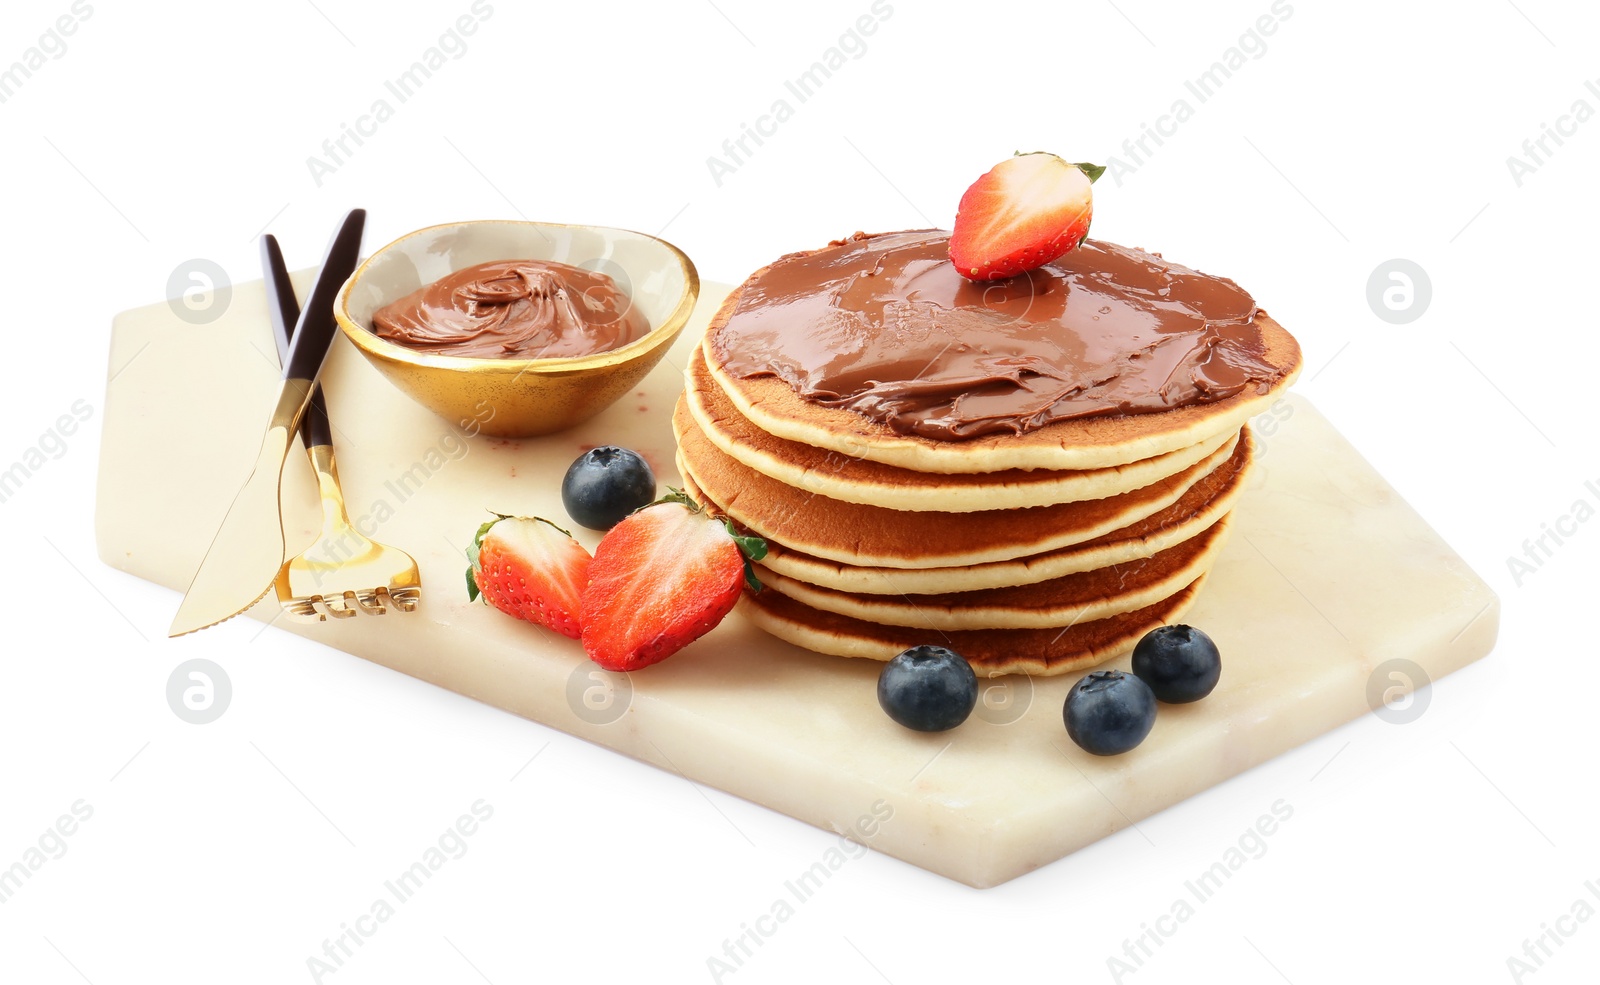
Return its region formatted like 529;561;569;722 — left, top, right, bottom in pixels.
739;574;1209;676
757;513;1231;630
684;344;1235;511
738;430;1251;594
676;391;1248;568
698;277;1301;473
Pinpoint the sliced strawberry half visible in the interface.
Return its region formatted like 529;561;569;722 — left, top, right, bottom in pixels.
467;514;591;639
581;491;766;672
948;152;1105;281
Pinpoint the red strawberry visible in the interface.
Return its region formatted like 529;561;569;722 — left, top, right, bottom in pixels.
467;514;591;639
581;491;766;671
948;152;1105;281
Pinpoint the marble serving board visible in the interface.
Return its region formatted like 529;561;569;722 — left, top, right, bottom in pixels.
95;275;1499;888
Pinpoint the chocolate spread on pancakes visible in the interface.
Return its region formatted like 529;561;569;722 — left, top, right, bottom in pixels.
710;230;1286;440
373;259;649;359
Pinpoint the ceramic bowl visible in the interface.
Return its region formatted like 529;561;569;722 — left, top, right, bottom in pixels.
335;219;698;437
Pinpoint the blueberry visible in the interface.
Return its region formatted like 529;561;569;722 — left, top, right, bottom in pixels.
561;446;657;530
1131;624;1222;703
1063;670;1157;756
877;645;978;732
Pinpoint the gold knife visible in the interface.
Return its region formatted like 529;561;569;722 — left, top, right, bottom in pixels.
168;209;367;637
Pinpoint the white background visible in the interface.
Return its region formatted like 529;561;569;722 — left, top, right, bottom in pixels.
2;0;1596;982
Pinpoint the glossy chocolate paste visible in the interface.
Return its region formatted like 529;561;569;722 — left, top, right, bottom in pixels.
710;230;1286;440
373;259;649;359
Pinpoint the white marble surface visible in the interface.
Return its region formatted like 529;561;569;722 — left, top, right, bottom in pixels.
95;278;1499;888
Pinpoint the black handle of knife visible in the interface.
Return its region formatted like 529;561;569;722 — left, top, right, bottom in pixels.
260;234;335;449
283;208;365;387
260;234;297;366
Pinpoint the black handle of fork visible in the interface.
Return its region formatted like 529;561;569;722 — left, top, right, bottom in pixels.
283;209;364;385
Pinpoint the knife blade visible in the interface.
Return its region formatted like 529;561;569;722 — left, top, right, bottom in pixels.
168;209;366;637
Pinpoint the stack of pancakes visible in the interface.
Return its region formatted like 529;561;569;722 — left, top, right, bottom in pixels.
673;235;1302;677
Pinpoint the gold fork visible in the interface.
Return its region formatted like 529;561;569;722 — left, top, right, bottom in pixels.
261;234;421;621
275;439;421;619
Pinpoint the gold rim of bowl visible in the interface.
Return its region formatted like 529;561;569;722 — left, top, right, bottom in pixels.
334;219;701;374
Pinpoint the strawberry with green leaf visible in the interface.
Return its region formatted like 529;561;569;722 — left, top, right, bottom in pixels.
466;514;592;640
948;151;1105;281
581;491;767;672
